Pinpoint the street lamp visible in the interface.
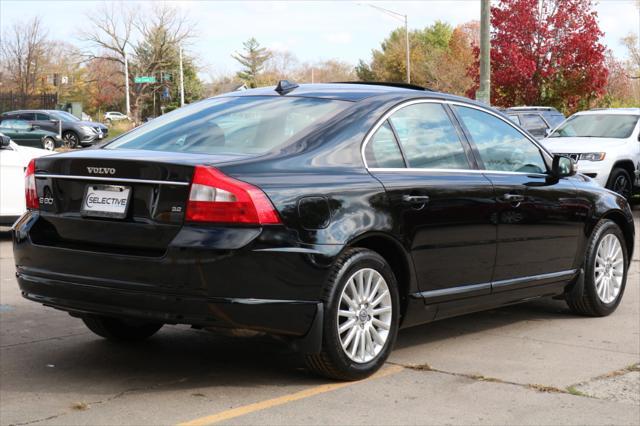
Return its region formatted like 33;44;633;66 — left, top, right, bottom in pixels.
359;3;410;84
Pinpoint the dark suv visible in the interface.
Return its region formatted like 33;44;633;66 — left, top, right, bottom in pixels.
504;107;566;139
12;83;634;380
0;110;108;148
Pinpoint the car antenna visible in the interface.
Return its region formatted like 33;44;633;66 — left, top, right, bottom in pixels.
275;80;299;95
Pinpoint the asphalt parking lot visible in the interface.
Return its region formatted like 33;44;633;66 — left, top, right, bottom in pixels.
1;208;638;426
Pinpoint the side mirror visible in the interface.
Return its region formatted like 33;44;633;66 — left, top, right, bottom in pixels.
0;133;11;148
31;125;40;131
545;128;551;137
552;155;576;178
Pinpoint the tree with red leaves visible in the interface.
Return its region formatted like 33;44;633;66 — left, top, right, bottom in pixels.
468;0;608;112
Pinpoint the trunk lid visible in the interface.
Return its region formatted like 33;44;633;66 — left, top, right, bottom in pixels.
31;149;247;255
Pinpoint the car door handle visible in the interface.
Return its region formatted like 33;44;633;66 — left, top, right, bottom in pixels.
501;193;525;202
402;195;430;204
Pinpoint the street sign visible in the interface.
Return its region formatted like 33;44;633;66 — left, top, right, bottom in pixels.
134;76;156;83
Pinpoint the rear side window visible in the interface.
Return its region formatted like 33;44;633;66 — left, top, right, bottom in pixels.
389;103;470;169
454;106;547;174
107;96;349;155
364;121;405;168
17;113;35;121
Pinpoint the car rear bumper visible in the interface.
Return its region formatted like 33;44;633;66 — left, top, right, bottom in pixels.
12;212;341;339
17;270;320;337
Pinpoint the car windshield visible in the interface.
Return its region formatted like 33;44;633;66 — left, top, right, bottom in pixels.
106;96;350;155
50;111;80;122
549;114;639;139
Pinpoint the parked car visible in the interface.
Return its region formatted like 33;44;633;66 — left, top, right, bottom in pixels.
13;82;635;381
504;106;566;139
0;133;52;226
0;119;63;151
104;111;131;122
542;108;640;199
0;110;108;148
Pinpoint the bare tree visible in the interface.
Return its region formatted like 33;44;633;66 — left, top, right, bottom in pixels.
80;3;196;119
0;16;49;95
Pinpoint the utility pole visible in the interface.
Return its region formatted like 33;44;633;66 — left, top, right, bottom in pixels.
404;14;410;84
179;46;185;107
477;0;491;105
124;51;130;115
360;3;410;83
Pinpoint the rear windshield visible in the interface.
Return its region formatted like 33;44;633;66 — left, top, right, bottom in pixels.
549;114;639;139
106;96;350;155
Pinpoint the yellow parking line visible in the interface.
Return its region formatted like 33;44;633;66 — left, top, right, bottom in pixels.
177;365;404;426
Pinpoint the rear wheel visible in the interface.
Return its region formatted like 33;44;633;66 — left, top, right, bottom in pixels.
42;137;56;151
305;248;400;381
566;220;628;317
82;315;163;341
606;168;632;200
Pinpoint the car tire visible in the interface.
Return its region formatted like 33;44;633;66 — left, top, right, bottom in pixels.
62;131;79;149
566;220;628;317
606;168;633;200
42;137;56;151
305;248;400;381
82;315;163;341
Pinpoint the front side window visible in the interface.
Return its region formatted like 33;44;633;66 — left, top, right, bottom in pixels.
454;106;547;174
107;96;349;155
388;103;470;169
36;113;50;120
550;114;639;139
364;121;405;168
521;114;547;129
1;120;30;130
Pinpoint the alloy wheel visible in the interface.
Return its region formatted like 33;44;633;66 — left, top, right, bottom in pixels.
337;268;392;363
594;234;625;304
63;132;78;148
43;138;55;151
612;174;631;199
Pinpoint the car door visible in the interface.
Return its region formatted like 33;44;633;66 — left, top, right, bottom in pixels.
33;112;58;133
452;105;584;290
14;120;41;147
520;113;549;139
365;101;497;303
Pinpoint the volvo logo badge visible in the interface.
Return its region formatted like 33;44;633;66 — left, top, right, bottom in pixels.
86;167;116;175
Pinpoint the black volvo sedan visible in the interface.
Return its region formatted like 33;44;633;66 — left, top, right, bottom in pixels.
12;82;635;380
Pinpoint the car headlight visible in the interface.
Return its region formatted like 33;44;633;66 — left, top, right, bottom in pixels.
579;152;606;161
80;125;96;134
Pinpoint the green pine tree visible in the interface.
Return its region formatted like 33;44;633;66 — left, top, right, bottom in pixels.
232;38;271;88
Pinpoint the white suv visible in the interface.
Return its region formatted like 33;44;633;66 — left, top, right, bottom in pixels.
104;111;130;122
542;108;640;199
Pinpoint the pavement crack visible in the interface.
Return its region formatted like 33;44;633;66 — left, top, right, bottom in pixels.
0;332;90;349
388;361;583;397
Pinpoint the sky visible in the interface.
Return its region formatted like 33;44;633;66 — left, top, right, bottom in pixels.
1;0;639;82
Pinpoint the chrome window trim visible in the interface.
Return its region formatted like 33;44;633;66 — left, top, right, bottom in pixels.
367;167;548;178
361;98;553;173
34;173;190;186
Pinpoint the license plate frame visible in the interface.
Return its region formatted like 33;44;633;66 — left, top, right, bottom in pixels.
81;184;131;219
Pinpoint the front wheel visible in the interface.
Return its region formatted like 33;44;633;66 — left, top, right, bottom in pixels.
62;131;79;149
82;315;163;342
305;248;400;381
566;220;628;317
606;168;633;200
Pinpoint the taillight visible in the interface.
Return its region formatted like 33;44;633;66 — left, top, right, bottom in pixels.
25;159;39;210
185;166;280;225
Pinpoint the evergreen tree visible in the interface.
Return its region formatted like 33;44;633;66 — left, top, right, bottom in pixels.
232;38;271;88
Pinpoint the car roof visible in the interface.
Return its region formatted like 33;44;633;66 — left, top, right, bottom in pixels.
574;108;640;116
215;82;476;103
505;106;561;113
